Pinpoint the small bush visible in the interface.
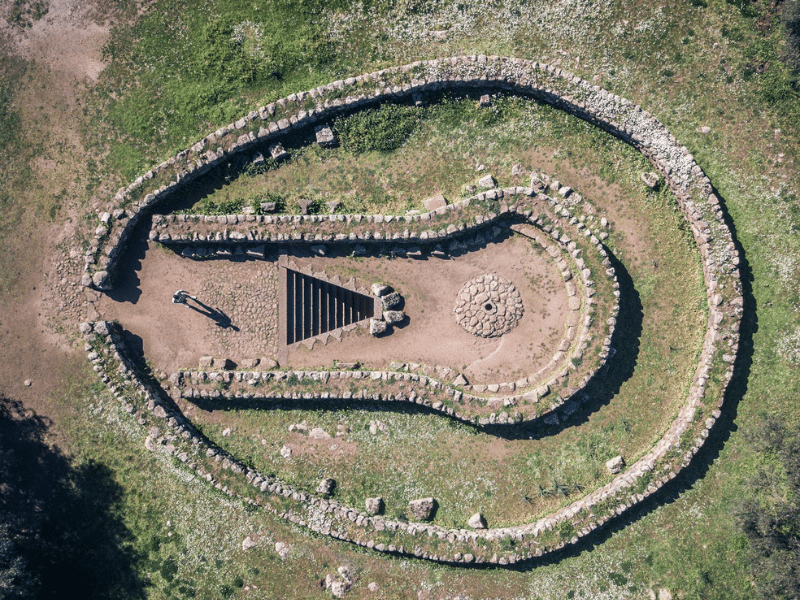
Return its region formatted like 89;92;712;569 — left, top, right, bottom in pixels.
783;0;800;76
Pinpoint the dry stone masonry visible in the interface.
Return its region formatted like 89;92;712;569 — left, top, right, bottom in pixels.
78;55;744;566
453;274;524;338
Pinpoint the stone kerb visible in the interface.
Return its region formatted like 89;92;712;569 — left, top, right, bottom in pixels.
79;56;744;565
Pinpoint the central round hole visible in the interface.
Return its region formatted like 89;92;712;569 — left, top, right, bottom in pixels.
484;303;494;311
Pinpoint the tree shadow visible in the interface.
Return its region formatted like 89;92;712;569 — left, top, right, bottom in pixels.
0;397;147;599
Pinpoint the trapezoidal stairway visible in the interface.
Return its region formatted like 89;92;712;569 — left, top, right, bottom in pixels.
283;267;376;345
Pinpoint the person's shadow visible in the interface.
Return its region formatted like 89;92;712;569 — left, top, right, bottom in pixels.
184;297;239;331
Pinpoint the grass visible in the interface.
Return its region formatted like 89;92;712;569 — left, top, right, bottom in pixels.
0;0;798;598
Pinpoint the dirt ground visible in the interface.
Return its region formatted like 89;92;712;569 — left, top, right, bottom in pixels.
96;232;569;383
0;0;113;434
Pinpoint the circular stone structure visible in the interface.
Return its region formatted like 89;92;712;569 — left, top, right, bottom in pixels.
453;274;524;338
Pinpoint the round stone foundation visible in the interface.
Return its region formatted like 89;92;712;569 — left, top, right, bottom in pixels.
453;274;524;338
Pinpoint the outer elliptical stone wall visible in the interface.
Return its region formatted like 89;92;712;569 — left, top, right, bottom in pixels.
79;56;744;565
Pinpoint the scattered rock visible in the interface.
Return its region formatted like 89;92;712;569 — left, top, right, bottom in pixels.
252;151;265;165
369;420;387;435
240;358;259;368
453;373;469;386
365;497;383;515
275;541;290;559
23;379;31;387
370;319;387;336
298;198;314;215
317;478;336;495
326;200;342;213
640;172;659;189
242;535;258;551
289;420;308;433
606;455;625;474
269;143;288;161
222;428;232;437
315;124;336;146
260;201;277;213
511;163;525;176
368;582;378;592
468;512;487;529
330;581;347;598
478;174;496;189
697;126;711;134
478;94;491;107
309;427;331;440
337;564;355;585
658;590;673;600
408;497;437;521
464;184;477;194
280;445;292;459
371;282;390;297
423;194;447;211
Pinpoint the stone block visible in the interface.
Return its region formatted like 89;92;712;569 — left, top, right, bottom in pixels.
365;497;383;515
269;143;289;161
606;455;624;474
423;194;447;212
315;124;336;146
409;497;437;521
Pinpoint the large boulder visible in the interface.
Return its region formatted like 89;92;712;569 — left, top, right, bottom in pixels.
478;174;496;189
365;497;383;515
408;497;437;521
468;512;487;529
370;319;387;336
606;455;625;474
316;477;336;495
92;270;110;289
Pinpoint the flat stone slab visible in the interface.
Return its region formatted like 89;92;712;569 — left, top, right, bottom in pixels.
423;194;447;212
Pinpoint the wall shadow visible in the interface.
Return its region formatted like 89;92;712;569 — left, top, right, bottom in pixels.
500;186;757;571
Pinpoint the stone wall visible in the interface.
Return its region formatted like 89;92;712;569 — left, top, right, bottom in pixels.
78;56;743;565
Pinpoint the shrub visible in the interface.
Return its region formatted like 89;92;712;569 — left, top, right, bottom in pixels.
735;415;800;600
783;0;800;77
334;104;421;154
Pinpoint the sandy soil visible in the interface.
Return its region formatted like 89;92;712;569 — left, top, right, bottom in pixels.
0;0;113;433
96;232;568;383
